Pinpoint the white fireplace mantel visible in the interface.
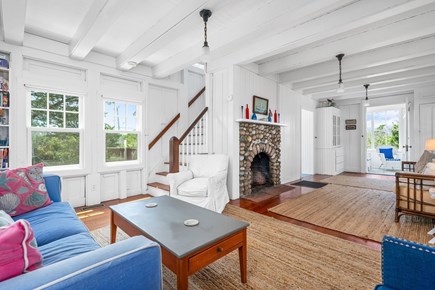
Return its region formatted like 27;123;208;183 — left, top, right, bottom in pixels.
235;119;287;127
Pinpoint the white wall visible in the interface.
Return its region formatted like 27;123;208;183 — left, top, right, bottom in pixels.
2;36;188;207
413;85;435;160
187;67;205;124
210;65;315;199
279;85;316;183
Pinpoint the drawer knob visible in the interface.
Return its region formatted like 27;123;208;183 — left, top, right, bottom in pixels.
217;247;223;252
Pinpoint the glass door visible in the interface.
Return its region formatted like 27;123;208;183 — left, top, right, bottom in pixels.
365;104;406;175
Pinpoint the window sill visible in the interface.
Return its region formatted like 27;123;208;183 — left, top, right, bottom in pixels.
99;161;144;173
43;165;90;178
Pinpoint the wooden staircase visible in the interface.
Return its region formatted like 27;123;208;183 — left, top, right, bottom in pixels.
147;87;207;196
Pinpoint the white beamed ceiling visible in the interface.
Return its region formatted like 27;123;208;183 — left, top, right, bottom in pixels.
1;0;435;101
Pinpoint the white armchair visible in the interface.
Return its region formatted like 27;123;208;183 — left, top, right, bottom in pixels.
166;154;230;213
378;147;403;170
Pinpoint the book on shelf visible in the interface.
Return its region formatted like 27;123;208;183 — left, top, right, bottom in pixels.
1;92;9;107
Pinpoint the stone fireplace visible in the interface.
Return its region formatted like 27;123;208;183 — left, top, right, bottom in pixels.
239;121;281;196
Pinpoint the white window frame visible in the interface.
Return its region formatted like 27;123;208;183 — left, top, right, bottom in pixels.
103;98;142;167
27;88;84;171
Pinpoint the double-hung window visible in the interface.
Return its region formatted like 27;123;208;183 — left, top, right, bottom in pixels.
29;90;82;168
104;100;139;163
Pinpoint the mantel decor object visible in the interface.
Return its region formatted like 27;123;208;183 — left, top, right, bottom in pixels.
253;95;268;115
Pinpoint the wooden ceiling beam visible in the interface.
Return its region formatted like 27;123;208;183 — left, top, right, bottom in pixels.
0;0;27;45
311;76;435;99
279;36;435;84
70;0;125;60
290;54;435;90
259;5;435;75
207;0;435;75
302;66;435;94
153;0;356;77
117;0;209;70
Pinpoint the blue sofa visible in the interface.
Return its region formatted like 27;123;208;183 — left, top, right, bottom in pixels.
0;174;162;290
375;236;435;290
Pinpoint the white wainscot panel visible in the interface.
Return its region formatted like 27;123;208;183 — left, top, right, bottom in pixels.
101;173;119;201
127;170;141;196
62;177;86;208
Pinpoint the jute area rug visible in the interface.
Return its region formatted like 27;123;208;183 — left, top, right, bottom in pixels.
269;184;434;244
321;175;394;192
91;204;381;290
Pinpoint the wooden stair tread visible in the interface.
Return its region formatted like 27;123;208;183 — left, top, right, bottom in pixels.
156;171;169;176
147;182;170;191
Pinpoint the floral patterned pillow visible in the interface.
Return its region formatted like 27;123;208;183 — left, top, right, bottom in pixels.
0;164;52;216
0;219;43;281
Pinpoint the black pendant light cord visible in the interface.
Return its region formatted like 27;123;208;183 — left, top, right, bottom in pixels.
203;20;208;47
336;53;345;84
339;58;342;83
200;9;212;48
364;84;370;100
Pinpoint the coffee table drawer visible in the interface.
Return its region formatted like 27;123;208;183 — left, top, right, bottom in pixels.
188;231;244;273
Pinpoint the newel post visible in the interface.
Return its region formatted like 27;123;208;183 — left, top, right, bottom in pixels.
169;136;180;173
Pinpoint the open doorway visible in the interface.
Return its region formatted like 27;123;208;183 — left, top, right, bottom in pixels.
366;104;407;175
301;109;314;175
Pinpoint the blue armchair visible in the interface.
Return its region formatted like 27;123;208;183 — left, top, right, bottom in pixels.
375;236;435;290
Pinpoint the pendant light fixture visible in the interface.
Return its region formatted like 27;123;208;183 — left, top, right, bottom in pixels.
199;9;212;63
363;84;370;107
336;53;345;93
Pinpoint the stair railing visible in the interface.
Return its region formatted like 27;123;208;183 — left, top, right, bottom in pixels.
169;107;208;173
188;86;205;107
148;113;180;150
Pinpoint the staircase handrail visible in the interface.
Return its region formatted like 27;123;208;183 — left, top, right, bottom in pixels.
148;113;180;150
188;86;205;107
169;107;208;173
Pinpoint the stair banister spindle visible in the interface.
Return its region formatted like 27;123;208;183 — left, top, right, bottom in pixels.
181;139;185;171
205;113;208;153
195;123;199;154
168;107;208;173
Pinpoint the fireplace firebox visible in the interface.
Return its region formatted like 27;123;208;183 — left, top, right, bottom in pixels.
251;153;271;187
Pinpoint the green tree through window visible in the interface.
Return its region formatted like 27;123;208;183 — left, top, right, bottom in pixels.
29;90;81;167
366;109;400;149
104;100;139;162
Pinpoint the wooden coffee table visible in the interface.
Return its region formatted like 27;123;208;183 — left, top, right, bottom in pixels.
110;196;249;290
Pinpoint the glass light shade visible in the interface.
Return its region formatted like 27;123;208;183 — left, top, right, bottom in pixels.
200;45;210;63
363;99;370;107
336;82;344;93
425;139;435;151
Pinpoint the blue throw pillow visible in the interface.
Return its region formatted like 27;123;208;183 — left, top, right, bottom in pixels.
380;148;394;159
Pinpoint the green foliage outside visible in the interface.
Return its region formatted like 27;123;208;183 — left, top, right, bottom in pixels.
367;122;399;149
104;101;138;162
32;132;80;166
105;133;138;162
30;91;81;167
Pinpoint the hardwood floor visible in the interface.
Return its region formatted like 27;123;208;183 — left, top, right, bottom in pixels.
77;173;394;251
75;194;151;231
